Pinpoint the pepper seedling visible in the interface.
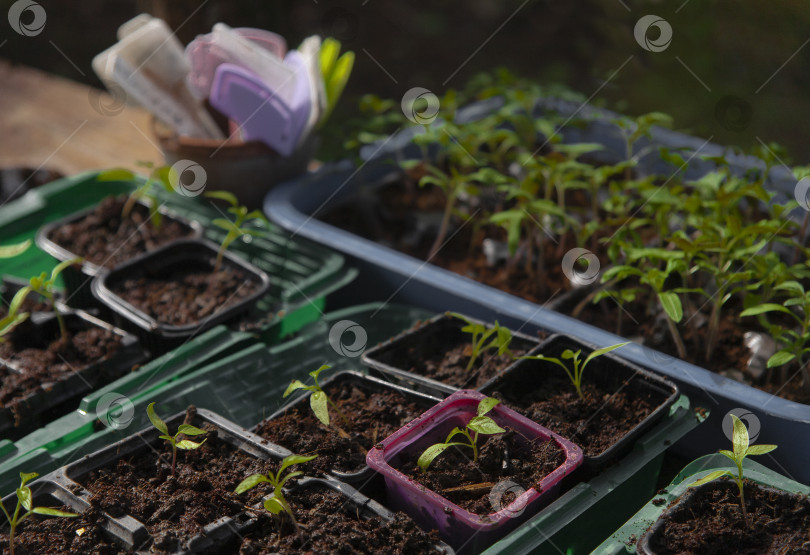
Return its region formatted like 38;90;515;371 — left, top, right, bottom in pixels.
0;258;83;344
283;364;350;429
234;453;318;534
417;397;505;472
689;414;777;529
147;402;207;477
0;472;77;555
98;162;174;228
448;312;514;371
520;342;629;401
204;190;268;272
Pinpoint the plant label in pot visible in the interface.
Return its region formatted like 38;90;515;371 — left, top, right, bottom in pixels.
366;390;583;554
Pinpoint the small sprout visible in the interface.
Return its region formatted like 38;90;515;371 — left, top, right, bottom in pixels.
448;312;514;371
204;190;268;272
0;472;77;555
234;453;317;534
521;342;629;401
417;397;506;472
99;163;174;228
689;414;777;529
283;364;350;430
147;402;207;477
2;258;83;344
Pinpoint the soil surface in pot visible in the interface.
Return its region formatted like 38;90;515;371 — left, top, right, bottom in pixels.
647;478;810;554
371;318;535;389
109;263;261;327
255;381;430;476
0;318;124;412
47;195;196;269
396;432;565;514
236;483;442;554
0;505;125;555
76;409;274;553
488;369;658;459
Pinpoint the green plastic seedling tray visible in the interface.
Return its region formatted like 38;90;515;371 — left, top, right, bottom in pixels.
0;170;354;344
0;302;434;497
480;395;705;555
592;453;810;554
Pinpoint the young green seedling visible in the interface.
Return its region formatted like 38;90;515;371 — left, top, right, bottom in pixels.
204;190;268;272
99;162;174;228
147;402;207;477
447;312;514;371
1;258;83;344
0;472;77;555
689;414;777;529
417;397;506;472
234;453;318;534
283;364;350;429
521;342;630;401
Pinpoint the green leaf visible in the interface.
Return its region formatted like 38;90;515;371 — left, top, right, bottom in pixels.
16;484;32;511
417;443;455;472
97;168;136;182
31;507;78;517
147;403;168;435
690;469;731;487
283;379;308;398
582;342;629;369
277;470;303;490
467;416;506;435
234;473;269;494
19;472;38;486
477;397;500;417
264;496;285;515
746;444;777;456
50;257;83;281
8;287;32;318
309;364;331;382
740;303;793;318
278;454;318;476
204;190;239;206
177;424;207;436
176;439;206;451
731;414;748;460
310;390;330;427
0;239;31;259
718;449;736;462
767;350;796;368
774;281;805;296
658;291;683;323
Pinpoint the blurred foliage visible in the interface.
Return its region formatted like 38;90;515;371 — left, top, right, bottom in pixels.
1;0;809;162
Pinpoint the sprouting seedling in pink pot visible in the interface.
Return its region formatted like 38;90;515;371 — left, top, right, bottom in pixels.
417;397;505;472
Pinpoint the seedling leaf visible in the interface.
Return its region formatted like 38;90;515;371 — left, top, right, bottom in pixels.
31;507;78;517
235;474;269;494
177;424;207;436
147;402;169;435
310;390;330;426
691;469;731;487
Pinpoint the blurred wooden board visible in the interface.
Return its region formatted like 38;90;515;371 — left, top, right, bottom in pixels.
0;59;163;176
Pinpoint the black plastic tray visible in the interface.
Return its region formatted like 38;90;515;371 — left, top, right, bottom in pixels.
479;334;679;471
256;370;442;490
362;312;541;397
91;238;271;355
0;310;146;442
36;199;202;309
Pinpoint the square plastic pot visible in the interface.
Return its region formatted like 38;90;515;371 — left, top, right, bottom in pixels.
257;369;442;491
362;312;541;397
35;199;202;309
0;310;146;442
91;237;271;355
264;96;810;484
366;390;584;553
593;453;810;554
479;334;679;471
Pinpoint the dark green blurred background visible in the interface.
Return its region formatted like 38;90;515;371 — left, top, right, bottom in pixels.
2;0;808;163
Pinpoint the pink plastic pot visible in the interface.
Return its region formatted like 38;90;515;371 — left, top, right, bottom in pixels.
366;390;583;553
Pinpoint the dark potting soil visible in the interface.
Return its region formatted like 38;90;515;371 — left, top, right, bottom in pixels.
0;505;126;555
0;320;124;411
396;432;565;514
489;370;657;458
255;382;429;476
109;264;261;327
373;319;534;389
647;479;810;554
236;483;443;554
77;413;275;553
47;195;196;269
